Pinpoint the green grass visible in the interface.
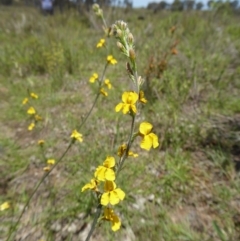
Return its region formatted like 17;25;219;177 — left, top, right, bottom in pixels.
0;4;240;241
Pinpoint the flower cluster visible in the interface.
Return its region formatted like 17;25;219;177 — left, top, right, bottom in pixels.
70;129;83;143
82;156;125;231
88;54;116;97
43;158;56;172
22;92;42;131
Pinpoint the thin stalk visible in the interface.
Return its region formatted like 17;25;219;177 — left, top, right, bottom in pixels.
85;204;102;241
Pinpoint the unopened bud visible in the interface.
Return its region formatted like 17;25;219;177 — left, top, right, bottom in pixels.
128;33;134;44
117;41;124;51
116;29;123;38
119;21;127;30
92;4;100;12
129;48;136;60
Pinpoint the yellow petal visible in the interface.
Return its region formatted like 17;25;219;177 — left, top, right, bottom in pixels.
101;192;110;206
111;214;121;231
122;92;129;103
104;168;115;181
94;166;106;181
140;135;152;151
0;202;10;211
122;104;130;114
115;103;123;112
103;156;115;168
139;122;153;136
82;183;92;192
27;107;36;115
47;159;55;165
115;188;125;201
109;191;121;205
130;104;137;113
130;92;139;104
149;133;159;148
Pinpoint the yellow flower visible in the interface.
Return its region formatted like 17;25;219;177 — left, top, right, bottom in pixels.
96;38;105;48
0;202;10;211
47;159;55;165
38;140;45;145
100;88;108;97
139;90;147;104
43;166;50;172
101;180;125;206
139;122;159;151
71;130;83;142
115;91;138;114
35;115;42;121
28;122;35;131
30;92;38;99
27;106;36;115
82;179;99;192
117;144;138;157
102;207;121;231
107;55;117;65
22;98;29;105
94;156;115;181
104;79;112;89
89;73;98;83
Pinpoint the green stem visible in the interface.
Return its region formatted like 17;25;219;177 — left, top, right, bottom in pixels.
85;204;102;241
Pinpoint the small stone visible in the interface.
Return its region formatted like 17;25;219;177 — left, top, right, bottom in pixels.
147;194;155;202
50;221;62;232
67;223;77;233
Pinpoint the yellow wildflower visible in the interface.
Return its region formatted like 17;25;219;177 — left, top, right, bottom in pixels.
71;130;83;142
28;122;35;131
139;90;147;104
107;55;117;65
82;179;99;192
102;207;121;231
100;88;108;97
35;115;42;121
38;140;45;145
101;180;125;206
115;91;138;114
139;122;159;151
94;156;115;181
30;92;38;99
0;202;10;211
104;79;112;89
27;106;36;115
22;98;29;105
117;144;138;157
89;73;98;83
96;38;105;48
47;159;55;165
43;166;51;172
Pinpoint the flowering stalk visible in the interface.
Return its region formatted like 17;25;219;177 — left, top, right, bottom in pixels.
82;5;159;241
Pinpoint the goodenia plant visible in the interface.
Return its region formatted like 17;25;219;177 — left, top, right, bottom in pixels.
82;4;159;241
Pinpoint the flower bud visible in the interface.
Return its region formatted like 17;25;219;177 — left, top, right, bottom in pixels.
117;41;124;51
129;48;136;60
116;29;123;38
92;4;100;12
128;33;134;45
